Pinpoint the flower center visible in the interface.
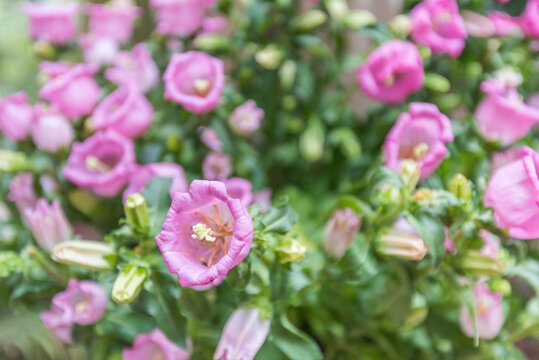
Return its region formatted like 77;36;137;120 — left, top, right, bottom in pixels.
86;156;113;173
477;300;488;315
412;143;429;160
193;204;233;267
191;223;216;242
193;79;211;97
151;351;165;360
75;301;88;314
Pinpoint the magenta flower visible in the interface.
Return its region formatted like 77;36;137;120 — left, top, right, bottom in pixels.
32;104;74;153
92;86;153;139
87;0;141;44
479;230;499;259
163;51;225;114
384;102;454;181
462;11;495;38
521;0;539;38
21;2;79;45
7;173;37;219
40;305;74;344
484;146;539;240
24;199;72;252
202;152;232;181
123;162;188;203
444;235;456;252
39;62;100;119
122;328;190;360
229;100;264;137
323;208;361;258
475;79;539;145
0;92;33;141
357;40;424;104
488;12;520;37
224;177;254;207
253;188;272;213
155;180;253;290
410;0;468;57
460;284;504;339
105;43;159;93
200;16;228;35
79;34;119;67
63;131;135;197
200;127;223;152
150;0;207;37
214;308;270;360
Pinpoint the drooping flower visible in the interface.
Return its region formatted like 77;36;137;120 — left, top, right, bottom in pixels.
202;152;232;181
155;180;253;290
484;146;539;240
24;199;72;252
7;173;37;219
214;308;271;360
0;92;33;142
31;104;74;153
410;0;468;57
475;79;539;145
224;177;253;208
199;127;222;152
122;328;190;360
357;40;424;104
384;102;454;181
39;62;100;119
521;0;539;38
378;217;429;261
150;0;207;37
460;284;504;339
21;2;79;45
123;162;188;203
40;304;74;344
105;43;159;93
78;34;119;67
63;130;135;197
163;51;225;114
323;208;361;258
229;100;264;137
92;86;153;139
86;0;141;44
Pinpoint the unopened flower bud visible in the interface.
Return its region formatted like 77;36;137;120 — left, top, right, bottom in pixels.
325;0;348;19
299;119;324;162
460;250;505;277
293;10;327;32
194;34;230;51
377;218;428;261
124;193;150;230
404;294;428;328
487;278;511;296
112;265;147;304
450;173;472;201
276;238;306;264
375;185;402;207
279;60;297;90
0;150;29;173
400;160;420;189
424;73;451;92
255;45;284;70
342;10;376;29
33;41;55;59
324;208;361;258
329;128;361;159
388;14;411;37
52;240;114;271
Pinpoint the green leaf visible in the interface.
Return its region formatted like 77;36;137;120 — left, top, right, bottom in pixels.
142;177;173;236
271;313;323;360
403;211;445;266
260;203;299;234
0;251;23;278
95;309;155;342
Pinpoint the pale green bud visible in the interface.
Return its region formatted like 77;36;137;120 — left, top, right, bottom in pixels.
52;241;114;271
449;173;472;201
112;266;147;304
255;45;284;70
388;14;411;37
399;160;420;189
276;238;306;264
0;150;29;173
325;0;348;19
293;10;327;32
460;250;506;277
194;34;231;51
125;193;150;231
424;73;451;92
299;119;324;162
342;10;376;30
279;60;297;90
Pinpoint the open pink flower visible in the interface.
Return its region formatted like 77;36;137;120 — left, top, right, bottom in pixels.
150;0;207;37
202;152;232;180
462;11;495;38
200;16;228;35
155;180;253;290
79;34;119;67
163;51;225;114
123;162;188;203
32;104;73;153
86;0;140;44
324;208;361;258
410;0;468;57
21;2;79;45
521;0;539;38
122;328;190;360
485;146;539;240
224;177;253;207
39;62;100;119
7;173;37;219
40;304;74;344
475;79;539;145
214;308;270;360
105;43;159;93
357;40;424;104
63;131;135;197
384;102;454;181
0;92;33;141
92;86;153;138
460;284;504;339
488;12;520;37
229;100;264;136
25;199;72;252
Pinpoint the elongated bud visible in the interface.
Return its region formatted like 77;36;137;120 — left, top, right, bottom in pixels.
112;266;147;304
424;73;451;92
375;185;402;207
400;160;420;189
52;241;114;271
342;10;376;29
293;10;327;32
279;60;297;90
194;34;231;51
450;173;472;201
404;294;428;329
125;193;150;230
389;14;411;37
487;278;511;296
329;128;362;159
0;150;29;173
325;0;348;19
460;250;505;277
377;218;428;261
33;41;55;59
255;45;284;70
276;238;306;264
299;119;324;162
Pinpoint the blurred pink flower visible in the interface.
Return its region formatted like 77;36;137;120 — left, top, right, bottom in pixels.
410;0;468;57
163;51;225;114
122;328;190;360
462;11;495;38
202;152;232;180
479;230;499;259
214;308;270;360
229;100;264;136
32;104;74;153
488;11;520;37
21;2;79;45
123;162;188;202
253;188;272;213
357;40;424;104
485;146;539;240
92;86;153;138
323;208;361;258
0;92;33;141
475;79;539;145
199;127;222;152
224;177;253;207
79;34;119;67
521;0;539;38
491;147;523;174
460;283;504;339
25;199;72;252
7;173;37;220
155;180;253;290
384;102;454;181
86;0;140;44
150;0;207;37
63;130;135;197
200;16;228;35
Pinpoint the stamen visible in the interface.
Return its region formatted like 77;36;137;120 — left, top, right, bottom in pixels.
191;223;216;242
412;143;429;160
384;75;394;87
193;79;211;97
75;301;88;314
86;156;112;173
477;300;488;315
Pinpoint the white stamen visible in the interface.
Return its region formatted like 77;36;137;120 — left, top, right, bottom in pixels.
191;223;216;242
